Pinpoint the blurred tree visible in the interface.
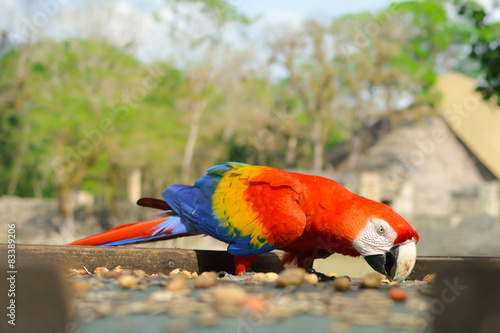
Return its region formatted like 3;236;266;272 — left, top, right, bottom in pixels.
330;0;474;171
165;0;252;182
268;20;339;172
456;0;500;105
0;39;146;238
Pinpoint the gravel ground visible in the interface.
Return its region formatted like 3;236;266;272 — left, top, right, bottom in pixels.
68;267;434;333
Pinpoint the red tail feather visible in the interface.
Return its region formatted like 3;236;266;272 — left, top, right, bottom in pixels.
68;218;170;246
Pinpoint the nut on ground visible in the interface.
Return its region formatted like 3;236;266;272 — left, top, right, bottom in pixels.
305;273;319;284
362;272;383;289
167;274;189;292
334;276;351;291
276;268;306;287
94;266;109;276
388;286;408;301
170;268;191;278
118;274;138;289
423;273;437;283
211;285;247;307
193;271;218;289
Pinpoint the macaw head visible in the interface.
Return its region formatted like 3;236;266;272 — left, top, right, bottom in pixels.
349;197;419;282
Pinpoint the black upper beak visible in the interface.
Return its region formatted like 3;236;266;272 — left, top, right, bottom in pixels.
364;247;397;278
363;241;417;282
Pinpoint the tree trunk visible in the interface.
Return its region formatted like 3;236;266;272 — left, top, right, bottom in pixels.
7;122;30;195
127;169;142;203
58;184;76;241
312;120;323;173
181;100;203;183
285;136;297;168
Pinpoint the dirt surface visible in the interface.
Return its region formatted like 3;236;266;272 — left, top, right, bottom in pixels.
69;266;433;333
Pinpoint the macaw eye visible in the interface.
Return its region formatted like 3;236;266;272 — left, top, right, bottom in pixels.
377;225;385;234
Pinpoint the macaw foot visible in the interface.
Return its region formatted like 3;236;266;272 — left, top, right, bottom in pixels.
281;249;335;271
281;251;315;270
234;255;259;276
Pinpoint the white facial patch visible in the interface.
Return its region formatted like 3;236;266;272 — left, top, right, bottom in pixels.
353;218;398;257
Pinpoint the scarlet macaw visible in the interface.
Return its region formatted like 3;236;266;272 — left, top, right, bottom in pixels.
69;162;419;281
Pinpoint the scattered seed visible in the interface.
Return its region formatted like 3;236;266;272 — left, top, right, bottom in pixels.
103;270;121;278
167;319;187;333
191;272;199;279
305;273;319;284
195;312;220;327
331;321;351;332
167;274;189;292
423;273;437;283
334;276;351;292
265;272;279;282
326;272;338;278
405;298;428;313
73;281;90;293
388;313;428;330
114;266;123;272
170;268;191;278
133;269;147;278
94;267;109;276
118;275;138;289
148;290;173;303
211;285;247;316
276;268;306;287
252;272;270;282
241;295;268;313
194;271;218;289
389;287;407;302
361;273;383;289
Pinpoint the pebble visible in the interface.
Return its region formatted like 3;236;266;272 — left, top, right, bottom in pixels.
334;276;351;292
118;275;138;289
361;273;383;289
276;268;306;287
167;274;189;292
388;286;407;301
193;271;218;289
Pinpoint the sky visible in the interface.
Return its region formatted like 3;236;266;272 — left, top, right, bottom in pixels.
1;0;498;63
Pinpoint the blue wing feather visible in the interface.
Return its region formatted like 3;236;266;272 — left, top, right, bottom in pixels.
160;162;276;256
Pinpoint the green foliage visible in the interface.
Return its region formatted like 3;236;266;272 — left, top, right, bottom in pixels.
0;0;492;205
456;0;500;104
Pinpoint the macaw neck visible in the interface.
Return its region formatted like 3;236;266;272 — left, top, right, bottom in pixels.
286;173;368;256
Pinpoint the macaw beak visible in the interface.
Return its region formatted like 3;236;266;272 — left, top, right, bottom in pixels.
363;241;417;282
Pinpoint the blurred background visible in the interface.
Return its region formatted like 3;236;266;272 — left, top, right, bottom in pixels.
0;0;499;275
